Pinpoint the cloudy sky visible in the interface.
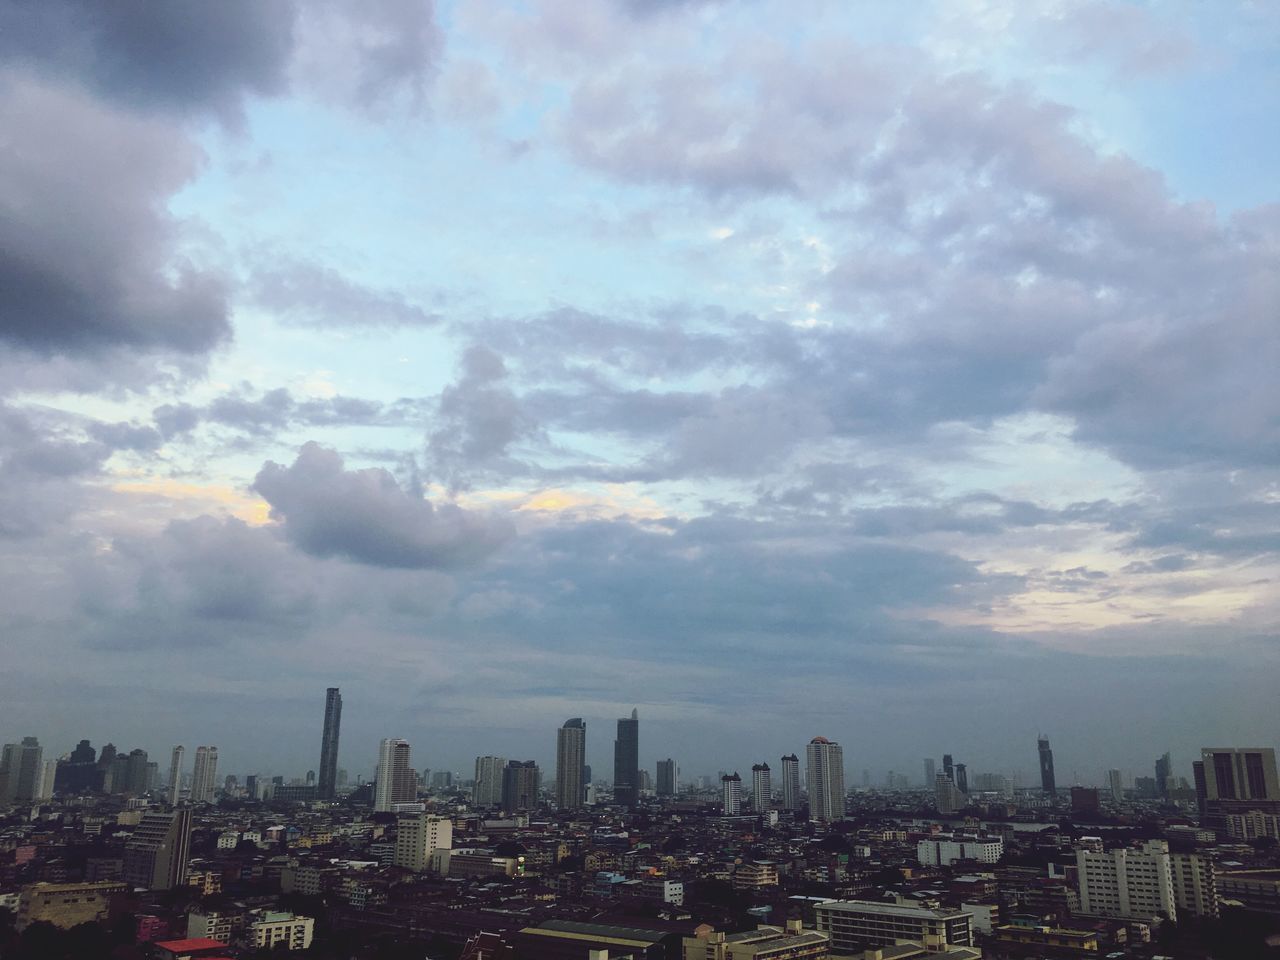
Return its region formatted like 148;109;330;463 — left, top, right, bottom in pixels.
1;0;1277;789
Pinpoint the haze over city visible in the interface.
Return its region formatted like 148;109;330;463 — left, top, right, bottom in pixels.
1;0;1278;785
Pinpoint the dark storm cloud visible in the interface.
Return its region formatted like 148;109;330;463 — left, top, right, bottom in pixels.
249;258;442;328
0;74;230;360
0;0;295;121
254;442;513;569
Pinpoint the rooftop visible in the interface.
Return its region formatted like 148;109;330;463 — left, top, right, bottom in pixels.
816;899;967;921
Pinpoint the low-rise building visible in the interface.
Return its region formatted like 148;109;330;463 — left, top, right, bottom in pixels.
917;837;1003;867
249;911;315;951
813;899;973;953
683;923;829;960
16;880;125;930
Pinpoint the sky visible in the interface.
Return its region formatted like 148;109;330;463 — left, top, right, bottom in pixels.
0;0;1277;790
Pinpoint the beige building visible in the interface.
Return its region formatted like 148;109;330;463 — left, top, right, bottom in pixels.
684;923;829;960
123;808;192;890
187;906;247;942
250;911;314;951
1170;853;1218;918
16;881;125;930
394;812;453;872
1077;840;1184;922
732;861;780;891
813;900;973;953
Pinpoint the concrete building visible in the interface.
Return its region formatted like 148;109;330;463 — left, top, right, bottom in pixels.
1038;737;1056;795
124;808;192;890
473;755;507;809
683;922;829;960
732;861;780;891
657;758;678;797
917;836;1004;867
752;763;772;813
502;760;540;813
555;718;586;809
318;687;342;800
1218;869;1280;914
0;738;43;803
16;881;125;930
722;772;743;815
935;773;961;815
814;899;973;953
1077;840;1177;921
517;919;679;960
805;737;845;822
1198;747;1280;816
1224;809;1280;840
168;746;184;806
394;813;453;872
187;907;248;943
375;739;416;812
250;911;315;951
1108;768;1124;803
189;746;218;804
781;754;801;811
923;758;936;790
613;708;640;807
1171;852;1218;918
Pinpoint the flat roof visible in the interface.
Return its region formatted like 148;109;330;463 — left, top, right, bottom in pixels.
155;938;230;950
523;920;672;945
815;899;967;920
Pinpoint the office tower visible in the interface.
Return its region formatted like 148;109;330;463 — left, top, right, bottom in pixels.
556;718;586;809
167;747;184;806
124;808;192;890
656;758;678;797
124;749;150;796
781;754;801;810
806;736;846;821
613;708;639;807
1077;840;1177;921
1198;748;1280;828
71;740;95;764
318;687;342;799
0;738;44;803
1038;737;1056;795
473;755;506;808
923;758;936;789
1108;769;1124;803
34;760;56;801
394;813;453;872
190;747;218;803
721;772;743;815
1156;752;1172;798
375;739;416;811
935;772;960;814
306;770;316;786
751;763;772;812
942;754;954;782
502;760;540;813
954;763;968;795
245;774;259;799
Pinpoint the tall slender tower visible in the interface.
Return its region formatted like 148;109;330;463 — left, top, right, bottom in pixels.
613;708;639;807
190;746;218;803
752;763;772;813
1038;737;1056;795
375;739;415;811
923;758;936;789
721;772;743;815
555;718;586;809
168;746;184;805
318;687;342;799
805;737;846;821
781;754;801;810
473;756;507;808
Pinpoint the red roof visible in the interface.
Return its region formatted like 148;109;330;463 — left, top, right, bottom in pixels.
155;938;230;950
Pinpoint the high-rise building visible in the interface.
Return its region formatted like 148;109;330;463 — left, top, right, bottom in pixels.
954;762;968;795
942;754;954;782
935;773;960;815
721;772;743;815
613;708;639;807
656;758;678;796
375;739;415;811
1155;752;1172;798
1038;737;1056;795
168;746;184;806
555;718;586;810
473;755;506;808
394;813;453;873
1108;769;1124;803
124;748;150;796
245;774;259;799
806;737;845;822
0;738;44;803
923;758;936;790
70;740;95;764
1077;840;1176;921
1199;748;1278;804
190;746;218;803
781;754;801;810
751;763;772;812
124;808;192;890
318;687;342;799
502;760;540;813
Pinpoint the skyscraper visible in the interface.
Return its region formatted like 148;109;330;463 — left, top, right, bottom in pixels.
124;749;150;796
942;754;954;783
190;746;218;803
781;754;801;811
318;687;342;800
556;718;586;809
124;808;192;890
751;763;772;813
656;758;678;796
1155;752;1172;798
1038;737;1056;795
0;738;43;803
954;762;968;795
168;746;184;806
613;708;639;807
721;772;743;815
502;760;540;813
375;739;416;811
1108;769;1124;803
806;736;846;822
923;758;936;790
473;755;506;808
